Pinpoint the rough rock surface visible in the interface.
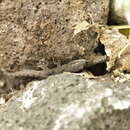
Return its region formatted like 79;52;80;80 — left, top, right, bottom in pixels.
0;73;130;130
0;0;109;72
1;1;130;130
100;28;130;72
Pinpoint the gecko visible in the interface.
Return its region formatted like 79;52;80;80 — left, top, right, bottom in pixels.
0;56;106;94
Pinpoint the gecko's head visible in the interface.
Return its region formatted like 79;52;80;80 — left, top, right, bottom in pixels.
110;0;130;25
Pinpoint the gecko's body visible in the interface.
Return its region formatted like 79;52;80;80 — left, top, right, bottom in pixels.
0;56;107;95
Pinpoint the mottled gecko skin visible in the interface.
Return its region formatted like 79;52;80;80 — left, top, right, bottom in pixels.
5;55;106;78
0;59;87;94
0;56;106;94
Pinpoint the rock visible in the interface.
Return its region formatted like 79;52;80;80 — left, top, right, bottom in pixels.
0;0;109;72
100;27;130;81
0;73;130;130
100;28;130;72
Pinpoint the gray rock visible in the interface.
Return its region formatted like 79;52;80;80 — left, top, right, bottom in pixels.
0;73;130;130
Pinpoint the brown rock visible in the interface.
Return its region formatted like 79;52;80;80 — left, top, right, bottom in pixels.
0;0;109;72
